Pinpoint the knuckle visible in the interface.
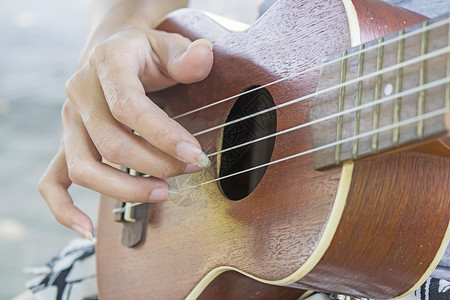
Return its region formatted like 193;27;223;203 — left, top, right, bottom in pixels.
60;100;83;130
88;42;108;67
64;72;83;101
97;134;126;163
67;162;89;187
108;89;132;123
38;175;50;199
60;100;72;122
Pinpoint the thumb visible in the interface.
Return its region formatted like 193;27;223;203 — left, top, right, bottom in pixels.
149;30;214;84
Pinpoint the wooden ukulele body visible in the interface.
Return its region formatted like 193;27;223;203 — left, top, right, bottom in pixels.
97;0;450;298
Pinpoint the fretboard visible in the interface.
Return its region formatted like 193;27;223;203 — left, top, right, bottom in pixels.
310;15;450;170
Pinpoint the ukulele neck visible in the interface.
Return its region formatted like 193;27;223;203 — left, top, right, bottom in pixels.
311;16;450;170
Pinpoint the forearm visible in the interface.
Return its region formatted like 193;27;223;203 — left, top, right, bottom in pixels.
79;0;189;65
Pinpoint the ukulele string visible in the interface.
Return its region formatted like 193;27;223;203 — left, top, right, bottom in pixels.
184;108;448;190
172;17;450;122
112;18;450;214
207;76;450;158
192;44;450;138
113;107;448;213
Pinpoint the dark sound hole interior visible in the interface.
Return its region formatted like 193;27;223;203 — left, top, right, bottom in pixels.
219;86;277;201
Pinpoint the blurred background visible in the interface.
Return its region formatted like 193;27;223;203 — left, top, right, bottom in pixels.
0;0;93;298
0;0;448;299
0;0;260;298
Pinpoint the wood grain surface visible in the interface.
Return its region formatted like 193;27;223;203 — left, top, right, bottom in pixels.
96;0;450;299
296;152;450;298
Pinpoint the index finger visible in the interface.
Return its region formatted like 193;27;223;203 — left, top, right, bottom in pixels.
92;35;212;167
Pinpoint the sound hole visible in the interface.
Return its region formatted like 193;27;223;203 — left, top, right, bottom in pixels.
219;86;277;201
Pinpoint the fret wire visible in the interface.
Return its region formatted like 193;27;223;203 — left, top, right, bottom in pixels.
446;17;450;110
207;76;449;158
372;38;384;152
417;21;429;139
352;45;364;159
183;108;448;191
114;18;450;213
336;50;347;165
173;17;450;121
192;45;450;138
393;30;405;146
116;107;447;212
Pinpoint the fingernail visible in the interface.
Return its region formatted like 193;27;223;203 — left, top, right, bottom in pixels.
188;39;213;51
72;224;93;241
168;188;179;201
176;141;211;168
149;186;168;201
184;164;202;173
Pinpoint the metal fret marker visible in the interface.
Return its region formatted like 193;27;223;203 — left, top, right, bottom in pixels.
393;30;405;146
417;21;429;139
336;50;347;165
372;37;384;152
352;45;364;159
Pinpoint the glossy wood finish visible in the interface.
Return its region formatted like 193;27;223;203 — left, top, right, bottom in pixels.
98;1;351;298
96;0;450;299
198;271;307;300
351;0;425;42
295;152;450;298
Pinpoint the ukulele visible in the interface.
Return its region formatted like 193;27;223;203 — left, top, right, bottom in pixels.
96;0;450;299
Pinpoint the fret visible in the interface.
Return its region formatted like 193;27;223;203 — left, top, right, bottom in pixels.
372;38;384;152
335;50;347;165
446;20;450;110
393;30;405;146
352;45;364;159
310;15;449;170
417;21;429;139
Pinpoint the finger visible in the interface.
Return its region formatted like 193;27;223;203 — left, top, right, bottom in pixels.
65;71;202;177
38;144;94;240
148;30;214;84
88;44;211;168
86;116;202;178
61;101;171;203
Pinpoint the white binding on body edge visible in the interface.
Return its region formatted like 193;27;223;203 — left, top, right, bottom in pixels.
338;1;450;298
186;163;354;299
341;0;361;46
185;2;358;298
397;221;450;298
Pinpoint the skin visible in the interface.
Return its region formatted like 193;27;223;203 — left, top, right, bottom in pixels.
38;0;214;239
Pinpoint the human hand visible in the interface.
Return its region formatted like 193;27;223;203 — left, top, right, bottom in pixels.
39;26;214;240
